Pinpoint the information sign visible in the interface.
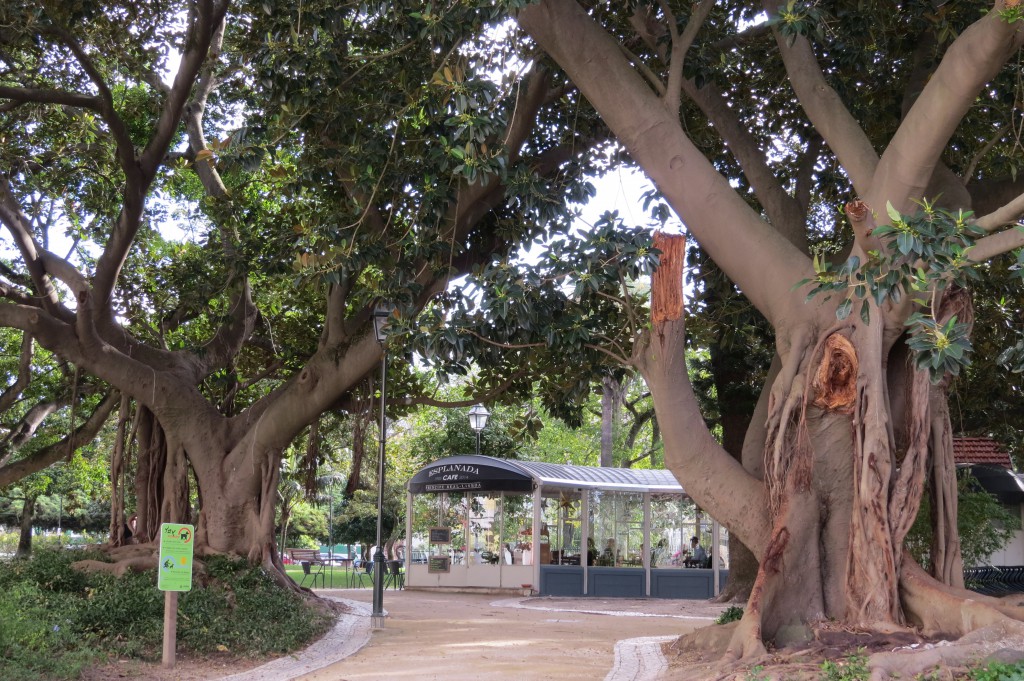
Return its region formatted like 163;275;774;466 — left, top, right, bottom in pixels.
427;555;451;573
157;523;195;592
428;527;451;544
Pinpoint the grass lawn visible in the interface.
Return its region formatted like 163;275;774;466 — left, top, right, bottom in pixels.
283;564;373;589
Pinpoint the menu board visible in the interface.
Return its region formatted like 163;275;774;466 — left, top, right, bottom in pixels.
428;555;451;573
429;527;451;544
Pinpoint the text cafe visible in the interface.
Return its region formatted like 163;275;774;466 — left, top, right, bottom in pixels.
403;455;729;598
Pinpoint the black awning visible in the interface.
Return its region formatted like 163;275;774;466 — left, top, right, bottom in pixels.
963;464;1024;505
407;455;534;494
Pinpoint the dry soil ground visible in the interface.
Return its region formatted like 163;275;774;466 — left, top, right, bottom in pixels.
82;588;727;681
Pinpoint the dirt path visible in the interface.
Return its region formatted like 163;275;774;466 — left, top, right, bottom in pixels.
297;589;726;681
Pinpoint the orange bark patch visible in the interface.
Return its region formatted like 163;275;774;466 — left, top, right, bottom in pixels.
812;333;858;413
651;232;686;324
845;200;869;222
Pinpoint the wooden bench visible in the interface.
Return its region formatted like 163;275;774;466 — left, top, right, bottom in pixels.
289;549;326;588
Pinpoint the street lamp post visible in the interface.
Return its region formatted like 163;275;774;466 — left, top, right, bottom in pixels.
371;305;390;629
468;404;490;456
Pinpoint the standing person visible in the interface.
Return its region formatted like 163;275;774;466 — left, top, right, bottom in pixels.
690;536;707;566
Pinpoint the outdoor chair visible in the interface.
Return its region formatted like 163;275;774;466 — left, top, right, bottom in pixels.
384;560;404;590
289;549;326;588
347;558;374;588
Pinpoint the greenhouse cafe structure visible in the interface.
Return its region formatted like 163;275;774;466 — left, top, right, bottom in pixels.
404;455;729;598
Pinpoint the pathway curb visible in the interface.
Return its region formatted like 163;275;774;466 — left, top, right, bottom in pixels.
219;597;371;681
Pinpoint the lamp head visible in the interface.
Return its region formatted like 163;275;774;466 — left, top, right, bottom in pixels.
372;304;390;343
468;404;490;433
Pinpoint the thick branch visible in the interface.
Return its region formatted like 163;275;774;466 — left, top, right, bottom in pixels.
0;86;102;110
975;191;1024;232
195;282;258;376
517;0;811;327
969;225;1024;263
869;9;1024;211
92;0;229;309
638;315;770;557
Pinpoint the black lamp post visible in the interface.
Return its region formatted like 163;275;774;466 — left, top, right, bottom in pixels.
371;304;390;629
468;404;490;456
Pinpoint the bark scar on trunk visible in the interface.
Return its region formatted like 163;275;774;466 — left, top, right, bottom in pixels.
651;231;686;325
812;333;858;413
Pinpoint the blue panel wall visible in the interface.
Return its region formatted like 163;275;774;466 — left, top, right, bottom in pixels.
587;567;645;597
538;566;730;599
651;569;729;599
539;565;585;596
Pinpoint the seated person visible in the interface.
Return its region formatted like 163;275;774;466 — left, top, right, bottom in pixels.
688;536;707;567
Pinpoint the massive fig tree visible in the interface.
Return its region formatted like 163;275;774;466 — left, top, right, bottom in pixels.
515;0;1024;666
0;0;599;580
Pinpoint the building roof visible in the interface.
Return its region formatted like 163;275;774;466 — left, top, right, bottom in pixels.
407;455;685;494
953;437;1013;468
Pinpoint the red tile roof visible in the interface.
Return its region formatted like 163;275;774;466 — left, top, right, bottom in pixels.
953;437;1012;468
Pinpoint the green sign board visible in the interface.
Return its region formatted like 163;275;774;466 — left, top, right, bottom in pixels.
157;523;195;592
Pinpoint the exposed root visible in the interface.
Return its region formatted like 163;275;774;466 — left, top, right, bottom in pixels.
867;620;1024;680
901;555;1024;636
71;556;158;577
667;617;1024;681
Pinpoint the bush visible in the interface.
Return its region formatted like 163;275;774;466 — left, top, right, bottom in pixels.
0;549;333;679
716;605;744;624
964;660;1024;681
0;578;102;680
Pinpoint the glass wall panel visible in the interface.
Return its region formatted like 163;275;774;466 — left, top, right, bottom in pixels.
410;494;441;565
718;526;730;568
541;491;581;564
444;493;468;566
588;491;643;568
498;493;534;565
650;493;685;568
467;493;501;565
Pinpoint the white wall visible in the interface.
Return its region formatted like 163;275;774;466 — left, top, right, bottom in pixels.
983;504;1024;566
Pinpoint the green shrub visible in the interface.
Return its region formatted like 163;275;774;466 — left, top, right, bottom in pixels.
821;649;869;681
0;548;333;678
964;660;1024;681
716;605;744;624
0;579;103;680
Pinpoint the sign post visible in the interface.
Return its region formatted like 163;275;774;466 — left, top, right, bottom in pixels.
158;523;195;668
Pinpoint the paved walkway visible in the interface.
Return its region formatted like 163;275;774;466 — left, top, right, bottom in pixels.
229;589;725;681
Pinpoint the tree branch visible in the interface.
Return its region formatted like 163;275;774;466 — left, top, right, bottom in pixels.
969;225;1024;263
0;86;102;110
517;0;812;328
0;177;73;321
663;0;714;116
45;26;138;180
92;0;229;310
195;282;259;377
0;332;33;415
868;9;1024;212
0;391;119;489
767;22;879;196
975;191;1024;232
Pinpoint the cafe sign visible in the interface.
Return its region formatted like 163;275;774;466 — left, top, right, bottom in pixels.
407;456;533;494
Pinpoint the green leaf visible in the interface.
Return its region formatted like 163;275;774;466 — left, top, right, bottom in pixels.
836;298;853;320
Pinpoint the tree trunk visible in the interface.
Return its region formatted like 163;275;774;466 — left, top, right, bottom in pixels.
15;495;35;558
600;375;622;467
